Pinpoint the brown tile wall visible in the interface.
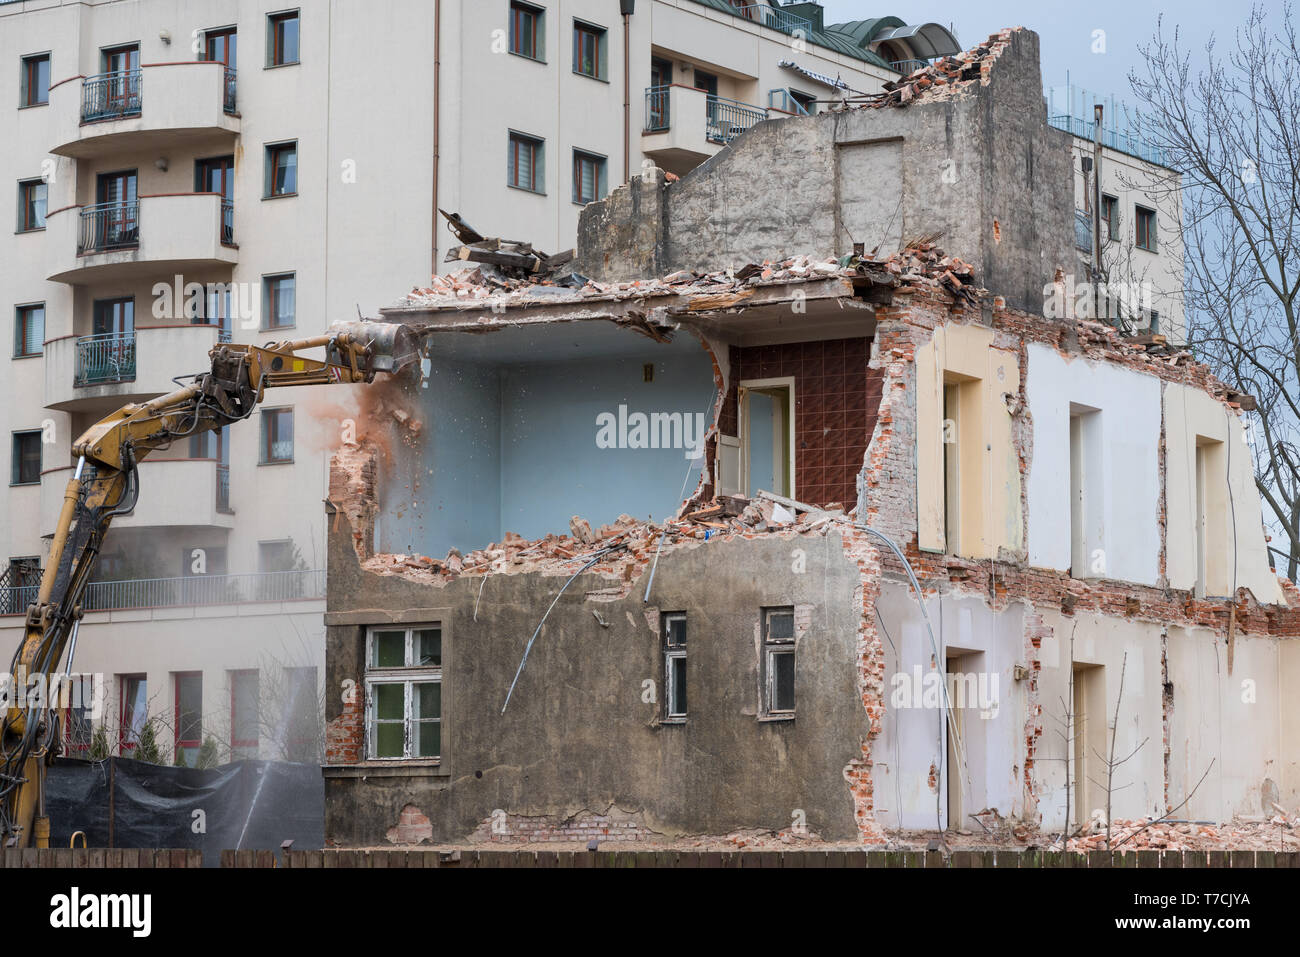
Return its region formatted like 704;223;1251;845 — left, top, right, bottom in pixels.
717;337;884;507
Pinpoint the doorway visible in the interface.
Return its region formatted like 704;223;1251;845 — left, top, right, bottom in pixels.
739;378;794;499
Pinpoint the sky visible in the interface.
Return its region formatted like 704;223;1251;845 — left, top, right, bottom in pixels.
814;0;1264;101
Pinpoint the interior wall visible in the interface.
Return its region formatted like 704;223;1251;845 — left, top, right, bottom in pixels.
1025;343;1161;584
1164;382;1279;602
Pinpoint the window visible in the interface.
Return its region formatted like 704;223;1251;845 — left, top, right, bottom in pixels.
1101;194;1118;242
790;89;816;115
14;304;44;358
265;142;297;196
63;677;94;756
508;131;544;193
260;408;293;464
762;607;796;716
267;10;300;66
18;179;46;231
509;2;543;60
1195;437;1227;597
572;149;606;205
262;272;295;329
365;625;442;761
1068;406;1100;578
281;666;319;762
1135;205;1157;252
662;612;687;721
20;53;50;107
573;21;606;79
174;672;202;766
11;431;40;486
739;379;794;499
119;674;147;754
230;670;259;761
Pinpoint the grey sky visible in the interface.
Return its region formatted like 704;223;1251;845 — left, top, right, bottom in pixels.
815;0;1265;101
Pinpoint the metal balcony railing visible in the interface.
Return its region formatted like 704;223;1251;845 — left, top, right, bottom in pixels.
0;569;326;615
1044;84;1169;167
78;201;139;254
221;199;234;244
890;58;929;75
74;331;136;386
82;70;142;121
645;85;671;132
216;463;232;512
706;95;767;144
732;3;811;36
223;68;237;113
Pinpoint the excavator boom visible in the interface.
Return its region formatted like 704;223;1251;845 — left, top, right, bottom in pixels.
0;320;418;848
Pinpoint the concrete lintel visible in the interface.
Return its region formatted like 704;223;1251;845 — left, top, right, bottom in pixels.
325;607;452;626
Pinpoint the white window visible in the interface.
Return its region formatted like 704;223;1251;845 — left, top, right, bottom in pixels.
663;612;687;721
762;607;795;716
365;625;442;760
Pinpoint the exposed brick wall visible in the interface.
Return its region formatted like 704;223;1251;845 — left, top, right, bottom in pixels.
717;338;884;507
467;810;661;844
324;670;363;765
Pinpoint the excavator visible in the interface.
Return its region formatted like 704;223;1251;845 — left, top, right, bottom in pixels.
0;320;420;849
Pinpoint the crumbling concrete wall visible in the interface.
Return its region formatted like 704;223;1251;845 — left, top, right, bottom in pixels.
575;28;1075;316
323;527;870;846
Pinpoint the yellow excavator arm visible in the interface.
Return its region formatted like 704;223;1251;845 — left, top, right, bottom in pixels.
0;320;418;848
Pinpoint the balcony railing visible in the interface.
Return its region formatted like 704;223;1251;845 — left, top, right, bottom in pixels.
889;58;929;75
706;94;767;144
74;331;136;387
645;85;671;132
216;463;232;512
78;201;139;254
223;68;237;113
0;569;325;615
220;198;234;245
82;70;142;122
768;88;812;115
732;3;811;36
1044;83;1169;167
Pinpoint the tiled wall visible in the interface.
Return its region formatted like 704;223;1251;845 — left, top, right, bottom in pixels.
717;337;884;507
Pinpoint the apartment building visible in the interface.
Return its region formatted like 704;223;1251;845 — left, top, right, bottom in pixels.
0;1;960;765
1046;84;1186;343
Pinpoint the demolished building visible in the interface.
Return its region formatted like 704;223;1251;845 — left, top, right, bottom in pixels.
319;28;1300;849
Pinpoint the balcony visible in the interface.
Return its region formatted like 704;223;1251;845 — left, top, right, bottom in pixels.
0;569;324;617
643;85;771;168
49;61;239;159
730;3;812;36
45;322;221;412
46;192;237;283
40;457;237;538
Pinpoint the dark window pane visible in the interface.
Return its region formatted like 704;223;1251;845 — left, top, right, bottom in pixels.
417;682;440;720
772;652;795;711
416;719;440;758
13;432;41;485
767;610;794;641
665;614;686;647
374;683;403;720
373;630;405;667
176;673;203;744
374;720;403;758
416;628;441;667
669;657;687;715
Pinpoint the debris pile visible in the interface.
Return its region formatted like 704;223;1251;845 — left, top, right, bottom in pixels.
847;28;1020;111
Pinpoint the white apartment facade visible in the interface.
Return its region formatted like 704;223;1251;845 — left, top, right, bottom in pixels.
0;0;959;765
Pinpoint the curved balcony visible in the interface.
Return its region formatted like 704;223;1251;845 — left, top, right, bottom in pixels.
642;85;770;170
49;62;238;159
46;192;237;284
40;458;236;539
44;322;221;413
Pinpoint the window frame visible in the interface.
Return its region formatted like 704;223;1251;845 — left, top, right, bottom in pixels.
17;178;47;232
1135;204;1157;252
14;303;45;358
20;52;50;108
266;9;300;67
760;606;796;719
11;430;41;486
508;1;545;62
662;612;687;722
572;19;607;80
364;625;443;763
173;671;203;766
261;271;296;330
264;141;298;198
572;148;607;205
259;406;294;465
1100;193;1118;242
507;130;545;194
119;673;147;755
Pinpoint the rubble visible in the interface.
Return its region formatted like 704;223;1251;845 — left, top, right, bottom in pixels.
837;28;1022;112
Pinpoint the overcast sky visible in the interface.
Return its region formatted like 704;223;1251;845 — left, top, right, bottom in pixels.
815;0;1262;100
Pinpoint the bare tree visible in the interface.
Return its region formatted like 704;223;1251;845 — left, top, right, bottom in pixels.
1129;4;1300;580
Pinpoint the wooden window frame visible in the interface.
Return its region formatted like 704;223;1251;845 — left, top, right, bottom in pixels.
261;272;296;330
572;20;606;80
173;671;203;765
14;303;44;358
572;149;605;205
267;10;300;67
21;53;50;108
509;2;544;61
1135;205;1157;252
265;141;297;197
119;674;147;755
260;407;294;465
18;179;47;232
1100;193;1118;242
508;131;544;194
760;606;796;718
364;625;443;762
230;669;259;757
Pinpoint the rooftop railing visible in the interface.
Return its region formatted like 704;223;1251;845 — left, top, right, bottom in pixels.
732;3;811;36
1044;83;1169;167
